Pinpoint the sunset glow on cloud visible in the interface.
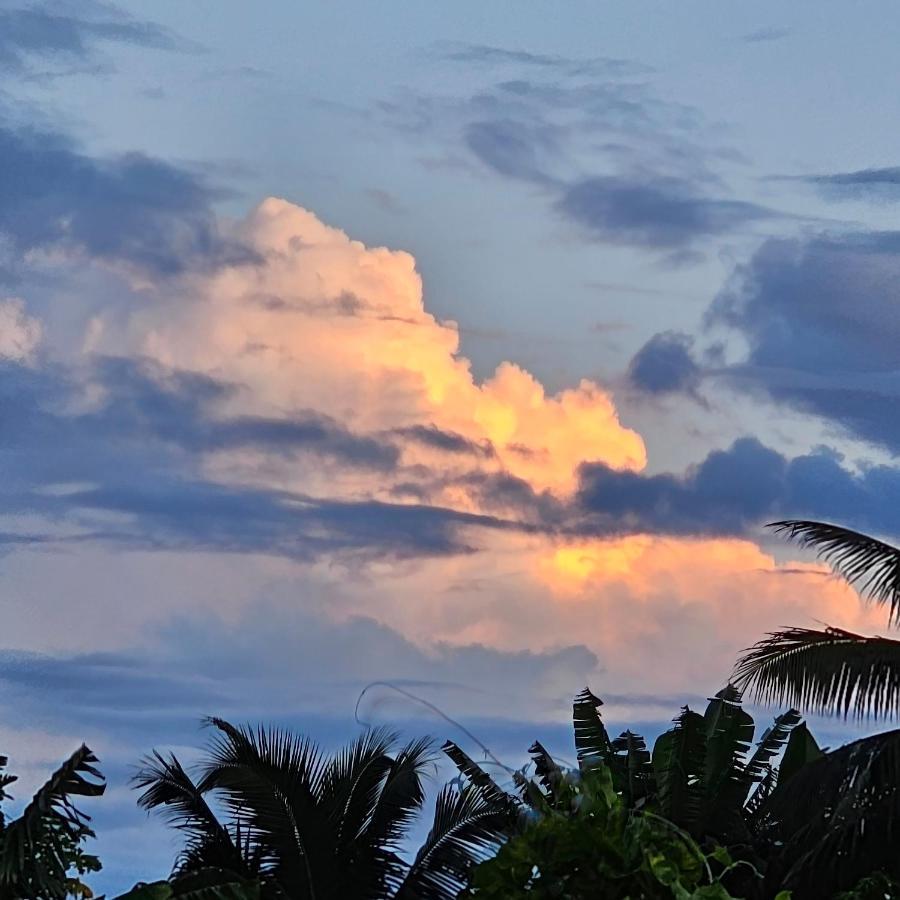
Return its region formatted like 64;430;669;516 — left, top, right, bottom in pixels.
104;198;646;500
5;7;900;890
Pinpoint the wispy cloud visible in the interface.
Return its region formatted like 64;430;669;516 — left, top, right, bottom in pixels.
382;45;772;261
741;26;793;44
0;0;187;78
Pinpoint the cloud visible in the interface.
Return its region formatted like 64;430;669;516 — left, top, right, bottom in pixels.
98;197;645;497
558;176;772;251
742;26;792;43
0;119;249;278
0;1;182;77
0;602;599;895
709;233;900;452
463;119;561;185
627;330;701;395
0;354;525;561
577;436;900;540
384;50;764;258
780;166;900;202
0;297;41;361
438;42;648;78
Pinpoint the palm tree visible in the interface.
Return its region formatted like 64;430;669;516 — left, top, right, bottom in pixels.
447;686;900;898
446;686;805;849
0;744;105;900
130;718;509;900
734;520;900;718
448;687;823;899
729;520;900;895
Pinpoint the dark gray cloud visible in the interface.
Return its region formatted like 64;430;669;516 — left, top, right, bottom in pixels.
0;120;251;278
577;437;900;540
384;53;762;259
783;166;900;201
0;1;182;76
393;424;494;458
558;176;773;251
463;119;561;185
0;358;512;561
710;233;900;452
627;330;701;394
88;357;400;469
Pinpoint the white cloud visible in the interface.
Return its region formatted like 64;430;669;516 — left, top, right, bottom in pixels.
0;298;41;362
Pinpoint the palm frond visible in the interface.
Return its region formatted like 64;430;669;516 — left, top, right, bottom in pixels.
651;707;706;834
394;784;507;900
609;731;653;806
742;708;802;785
199;719;331;898
0;744;105;897
777;721;823;785
442;741;513;808
770;520;900;624
321;726;398;847
572;688;611;771
527;741;562;799
699;687;754;840
365;734;433;851
763;728;900;895
358;736;435;897
743;765;777;835
734;626;900;718
133;751;246;875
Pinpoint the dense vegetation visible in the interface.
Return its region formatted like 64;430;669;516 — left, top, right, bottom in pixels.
9;519;900;898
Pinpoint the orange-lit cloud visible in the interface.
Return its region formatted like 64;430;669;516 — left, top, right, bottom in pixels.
103;198;644;500
71;198;887;712
298;527;886;704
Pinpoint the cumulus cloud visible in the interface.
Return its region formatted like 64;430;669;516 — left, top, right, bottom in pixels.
578;437;900;540
101;197;645;498
626;330;701;395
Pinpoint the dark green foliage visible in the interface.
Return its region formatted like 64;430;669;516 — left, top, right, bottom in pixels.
731;518;900;893
0;745;104;900
760;728;900;898
571;687;610;769
834;872;900;899
395;783;505;899
463;765;741;899
133;720;507;900
447;686;895;898
652;707;708;834
114;868;264;899
776;722;823;785
743;709;803;784
611;729;653;806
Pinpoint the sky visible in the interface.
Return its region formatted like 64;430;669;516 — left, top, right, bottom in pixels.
3;0;900;891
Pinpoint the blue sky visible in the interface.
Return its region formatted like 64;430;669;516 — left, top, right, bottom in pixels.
3;1;900;892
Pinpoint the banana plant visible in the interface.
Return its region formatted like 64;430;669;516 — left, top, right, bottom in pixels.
0;744;105;900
